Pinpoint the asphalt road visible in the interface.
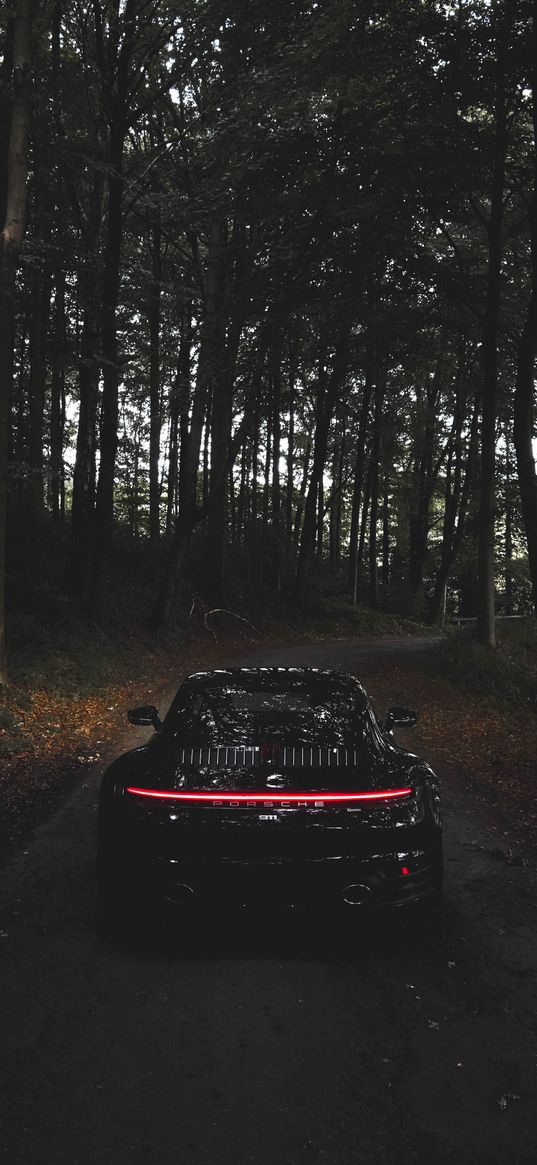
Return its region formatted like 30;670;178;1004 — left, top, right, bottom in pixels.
1;639;536;1164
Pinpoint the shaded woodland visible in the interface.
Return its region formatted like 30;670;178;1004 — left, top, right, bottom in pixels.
1;0;537;685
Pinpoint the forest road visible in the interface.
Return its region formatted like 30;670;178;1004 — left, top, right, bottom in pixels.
1;638;536;1165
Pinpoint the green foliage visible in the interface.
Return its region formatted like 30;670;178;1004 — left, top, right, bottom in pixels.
424;623;537;711
293;597;430;639
496;616;537;663
3;527;427;693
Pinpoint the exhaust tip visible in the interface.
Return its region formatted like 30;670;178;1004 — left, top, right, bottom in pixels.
342;883;373;906
165;883;195;906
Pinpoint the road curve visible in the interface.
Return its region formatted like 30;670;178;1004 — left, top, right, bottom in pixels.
1;638;536;1164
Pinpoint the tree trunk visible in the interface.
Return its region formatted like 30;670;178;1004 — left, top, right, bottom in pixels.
271;338;282;588
150;271;221;628
294;321;352;604
49;268;66;522
237;438;248;543
368;381;383;609
202;196;250;598
316;477;324;560
349;368;373;605
166;406;178;537
513;292;537;615
293;435;311;557
88;125;125;620
202;393;211;512
381;472;390;602
69;264;100;593
504;439;513;615
12;303;29;508
27;261;49;522
68;162;104;594
476;25;508;648
85;0;165;615
513;8;537;615
167;303;192;536
202;218;237;601
429;394;479;625
229;466;236;545
148;207;162;542
0;16;15;229
0;271;14;686
408;367;441;600
0;0;33;686
356;453;373;600
263;403;272;533
130;422;140;540
514;312;537;617
286;343;296;550
329;419;345;567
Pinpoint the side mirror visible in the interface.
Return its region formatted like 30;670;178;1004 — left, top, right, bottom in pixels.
385;705;417;733
127;705;161;730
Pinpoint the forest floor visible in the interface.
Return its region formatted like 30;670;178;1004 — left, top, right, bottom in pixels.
1;608;537;865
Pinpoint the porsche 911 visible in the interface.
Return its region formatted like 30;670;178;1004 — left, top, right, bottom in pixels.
97;667;443;924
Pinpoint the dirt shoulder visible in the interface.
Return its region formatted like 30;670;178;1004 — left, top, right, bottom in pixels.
0;630;258;857
358;650;537;865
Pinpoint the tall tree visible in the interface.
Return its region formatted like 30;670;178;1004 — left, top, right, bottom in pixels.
0;0;33;685
513;0;537;615
148;194;162;542
87;0;176;617
294;318;352;604
476;15;508;647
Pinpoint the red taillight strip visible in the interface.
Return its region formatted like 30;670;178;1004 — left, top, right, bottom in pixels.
126;787;412;803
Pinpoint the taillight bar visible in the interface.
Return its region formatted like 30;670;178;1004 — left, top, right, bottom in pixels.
126;787;412;803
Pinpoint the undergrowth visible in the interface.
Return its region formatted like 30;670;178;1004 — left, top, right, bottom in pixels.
0;530;430;757
424;621;537;711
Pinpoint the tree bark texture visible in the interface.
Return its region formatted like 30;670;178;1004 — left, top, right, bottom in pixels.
148;207;162;542
270;338;282;589
294;321;352;604
368;381;384;609
429;394;479;625
476;17;508;648
88;124;125;620
27;259;50;522
49;268;66;521
349;367;373;606
513;1;537;616
204;213;246;600
0;0;33;685
150;245;226;629
408;367;442;600
68;161;104;595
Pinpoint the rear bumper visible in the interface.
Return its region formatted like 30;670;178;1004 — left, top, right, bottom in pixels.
99;797;442;914
141;848;442;910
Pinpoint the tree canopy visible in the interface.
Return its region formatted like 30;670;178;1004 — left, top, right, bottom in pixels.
1;0;537;683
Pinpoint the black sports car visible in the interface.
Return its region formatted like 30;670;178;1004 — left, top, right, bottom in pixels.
97;667;443;922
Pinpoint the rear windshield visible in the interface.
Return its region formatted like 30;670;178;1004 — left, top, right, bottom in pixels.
165;676;373;747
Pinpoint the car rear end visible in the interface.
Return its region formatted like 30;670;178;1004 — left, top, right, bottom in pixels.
99;760;442;917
